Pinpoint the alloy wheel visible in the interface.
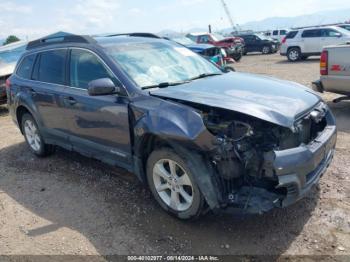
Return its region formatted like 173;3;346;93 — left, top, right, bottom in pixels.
24;119;41;152
289;50;299;61
152;159;193;211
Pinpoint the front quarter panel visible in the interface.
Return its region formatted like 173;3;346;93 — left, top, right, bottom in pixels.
130;95;221;209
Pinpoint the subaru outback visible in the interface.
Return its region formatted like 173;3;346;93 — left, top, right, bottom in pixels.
7;34;337;220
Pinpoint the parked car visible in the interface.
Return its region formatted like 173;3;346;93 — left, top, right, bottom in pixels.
280;26;350;62
312;43;350;102
236;33;279;55
265;29;288;42
7;34;336;220
0;41;27;104
186;32;244;62
337;24;350;31
168;36;233;67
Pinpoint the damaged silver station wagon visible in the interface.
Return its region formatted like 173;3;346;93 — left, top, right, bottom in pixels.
7;34;337;219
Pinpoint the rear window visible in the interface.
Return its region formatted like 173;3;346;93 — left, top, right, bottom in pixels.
273;30;278;35
16;54;36;79
286;31;298;39
302;29;322;38
37;49;66;85
280;30;287;35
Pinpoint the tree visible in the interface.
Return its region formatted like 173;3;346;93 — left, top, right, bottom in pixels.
3;35;20;46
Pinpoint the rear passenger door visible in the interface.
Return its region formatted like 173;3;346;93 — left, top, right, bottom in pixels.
301;29;322;53
30;49;70;145
60;48;132;168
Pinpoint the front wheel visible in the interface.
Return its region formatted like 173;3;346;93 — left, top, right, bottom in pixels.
231;52;242;62
146;149;205;220
262;46;271;54
22;113;55;157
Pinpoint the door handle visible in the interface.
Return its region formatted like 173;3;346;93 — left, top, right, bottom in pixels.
63;96;77;105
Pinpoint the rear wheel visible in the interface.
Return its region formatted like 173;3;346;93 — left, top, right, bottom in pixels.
146;148;205;220
287;47;301;62
21;113;54;157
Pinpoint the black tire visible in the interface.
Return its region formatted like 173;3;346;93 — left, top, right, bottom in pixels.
287;47;301;62
262;45;271;54
146;148;205;220
231;52;242;62
21;113;55;157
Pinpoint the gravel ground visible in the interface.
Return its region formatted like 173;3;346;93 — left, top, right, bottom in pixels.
0;53;349;258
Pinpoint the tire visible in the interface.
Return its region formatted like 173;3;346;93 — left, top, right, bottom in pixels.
146;148;205;220
262;46;271;54
231;52;242;62
21;113;55;157
287;47;301;62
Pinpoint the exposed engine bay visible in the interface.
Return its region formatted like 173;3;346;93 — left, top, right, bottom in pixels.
171;100;329;211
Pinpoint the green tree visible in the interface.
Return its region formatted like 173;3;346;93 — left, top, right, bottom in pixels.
3;35;20;46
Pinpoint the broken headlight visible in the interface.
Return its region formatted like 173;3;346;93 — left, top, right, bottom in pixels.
202;110;253;141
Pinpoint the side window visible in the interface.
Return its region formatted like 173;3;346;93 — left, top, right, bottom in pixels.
199;35;209;43
70;49;114;89
16;54;36;79
280;30;287;35
322;29;341;37
286;31;298;39
37;49;67;85
273;30;278;36
302;29;321;38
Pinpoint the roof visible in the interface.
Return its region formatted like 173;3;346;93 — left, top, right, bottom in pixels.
95;35;167;47
186;32;209;36
25;32;167;51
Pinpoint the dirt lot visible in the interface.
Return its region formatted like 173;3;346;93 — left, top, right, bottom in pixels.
0;53;349;258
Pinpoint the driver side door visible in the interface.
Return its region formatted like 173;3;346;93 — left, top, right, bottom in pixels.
60;48;132;169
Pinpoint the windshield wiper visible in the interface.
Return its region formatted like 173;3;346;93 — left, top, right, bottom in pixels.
190;73;222;81
141;80;190;90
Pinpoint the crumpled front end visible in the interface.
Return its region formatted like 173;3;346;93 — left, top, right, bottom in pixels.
197;101;337;214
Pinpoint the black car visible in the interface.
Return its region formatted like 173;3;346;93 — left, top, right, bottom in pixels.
7;34;336;220
237;33;279;55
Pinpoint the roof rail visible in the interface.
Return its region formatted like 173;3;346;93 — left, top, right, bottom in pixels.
26;34;97;50
106;32;162;39
291;23;345;30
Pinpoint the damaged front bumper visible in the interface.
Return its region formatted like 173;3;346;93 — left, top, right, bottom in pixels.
221;112;337;214
274;124;336;207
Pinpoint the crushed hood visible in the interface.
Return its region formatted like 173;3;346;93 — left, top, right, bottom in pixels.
150;72;321;128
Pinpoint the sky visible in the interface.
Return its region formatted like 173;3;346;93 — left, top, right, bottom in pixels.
1;0;350;39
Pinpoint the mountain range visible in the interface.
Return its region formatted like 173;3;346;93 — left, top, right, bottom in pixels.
158;8;350;36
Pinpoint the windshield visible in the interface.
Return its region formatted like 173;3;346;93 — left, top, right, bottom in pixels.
340;25;350;31
105;41;222;88
0;44;26;64
172;37;195;45
211;33;225;41
256;33;270;40
335;26;350;35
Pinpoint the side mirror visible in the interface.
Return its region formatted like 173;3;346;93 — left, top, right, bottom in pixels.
88;78;120;96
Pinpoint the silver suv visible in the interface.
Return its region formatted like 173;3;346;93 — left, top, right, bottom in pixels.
280;26;350;62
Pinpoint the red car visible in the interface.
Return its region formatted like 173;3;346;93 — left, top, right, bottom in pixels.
187;32;244;62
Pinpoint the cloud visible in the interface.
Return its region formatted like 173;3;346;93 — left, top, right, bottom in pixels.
0;1;32;14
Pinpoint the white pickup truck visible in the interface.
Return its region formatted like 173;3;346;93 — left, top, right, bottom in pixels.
312;43;350;102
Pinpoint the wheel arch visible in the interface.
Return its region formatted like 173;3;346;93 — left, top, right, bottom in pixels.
287;46;301;53
16;105;33;134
